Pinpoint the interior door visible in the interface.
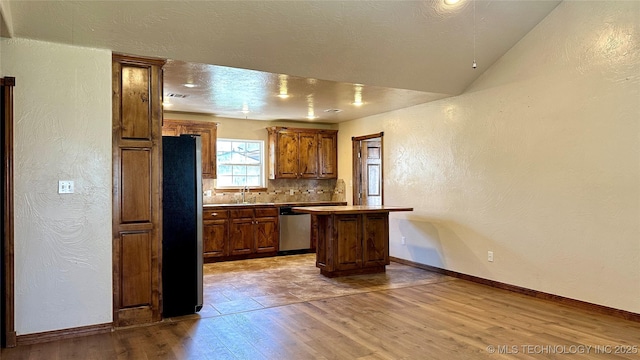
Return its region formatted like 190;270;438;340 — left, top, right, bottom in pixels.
362;140;382;206
352;133;383;206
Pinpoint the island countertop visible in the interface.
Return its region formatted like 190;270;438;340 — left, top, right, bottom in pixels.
291;205;413;215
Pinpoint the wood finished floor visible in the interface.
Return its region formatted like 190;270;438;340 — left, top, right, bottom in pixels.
3;254;640;359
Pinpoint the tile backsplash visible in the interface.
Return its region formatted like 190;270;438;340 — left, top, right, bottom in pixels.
203;178;346;204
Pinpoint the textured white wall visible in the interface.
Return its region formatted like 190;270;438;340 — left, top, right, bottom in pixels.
0;0;13;38
1;38;112;334
339;1;640;313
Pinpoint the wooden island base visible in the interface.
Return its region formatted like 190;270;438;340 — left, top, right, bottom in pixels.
292;205;413;278
320;266;386;278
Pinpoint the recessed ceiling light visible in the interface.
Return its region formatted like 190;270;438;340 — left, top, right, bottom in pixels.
444;0;460;4
183;83;197;88
277;94;290;99
353;84;364;106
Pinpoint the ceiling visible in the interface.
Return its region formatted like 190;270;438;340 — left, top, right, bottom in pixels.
1;0;561;123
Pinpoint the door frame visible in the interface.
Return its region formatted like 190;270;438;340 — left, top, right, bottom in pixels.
1;77;16;348
352;132;384;206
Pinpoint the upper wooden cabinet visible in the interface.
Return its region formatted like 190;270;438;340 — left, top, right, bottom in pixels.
163;120;217;179
267;127;338;179
318;131;338;179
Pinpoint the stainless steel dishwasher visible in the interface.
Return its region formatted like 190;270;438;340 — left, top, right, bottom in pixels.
278;206;312;254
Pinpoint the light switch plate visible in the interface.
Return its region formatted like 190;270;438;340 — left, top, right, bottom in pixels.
58;180;74;194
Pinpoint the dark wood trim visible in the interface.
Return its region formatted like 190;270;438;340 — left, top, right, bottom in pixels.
1;76;16;348
352;132;383;142
16;323;112;346
112;53;166;68
352;139;361;205
0;78;15;87
390;256;640;322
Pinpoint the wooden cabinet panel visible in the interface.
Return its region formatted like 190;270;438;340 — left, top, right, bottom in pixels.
203;209;228;220
298;132;319;178
120;149;151;223
230;208;254;219
162;120;217;179
314;215;328;267
362;213;389;267
276;131;299;178
203;209;229;258
120;232;152;307
112;54;164;327
121;66;151;140
255;217;278;253
334;215;362;271
268;127;337;179
254;207;278;218
230;218;254;255
203;221;228;257
319;132;338;179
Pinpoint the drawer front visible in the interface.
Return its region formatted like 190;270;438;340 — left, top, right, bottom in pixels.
230;208;255;219
203;209;228;220
255;207;278;218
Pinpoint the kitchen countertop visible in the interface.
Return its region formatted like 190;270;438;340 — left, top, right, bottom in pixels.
203;201;347;208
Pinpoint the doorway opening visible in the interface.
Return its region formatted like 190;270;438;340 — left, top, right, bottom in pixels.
352;132;384;206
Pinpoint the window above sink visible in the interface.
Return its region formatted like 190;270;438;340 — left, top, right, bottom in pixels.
216;138;265;189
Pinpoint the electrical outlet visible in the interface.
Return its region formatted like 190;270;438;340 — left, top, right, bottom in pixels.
289;189;295;195
58;180;74;194
488;251;494;262
401;236;406;245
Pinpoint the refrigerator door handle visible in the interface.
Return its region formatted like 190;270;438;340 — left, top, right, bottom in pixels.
194;136;204;312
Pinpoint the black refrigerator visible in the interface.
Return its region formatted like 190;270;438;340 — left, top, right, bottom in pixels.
162;135;203;317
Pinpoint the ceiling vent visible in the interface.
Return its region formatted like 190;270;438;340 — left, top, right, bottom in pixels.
324;108;343;114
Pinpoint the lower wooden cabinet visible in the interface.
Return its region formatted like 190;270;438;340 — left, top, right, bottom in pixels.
254;208;279;253
203;206;279;261
203;209;228;258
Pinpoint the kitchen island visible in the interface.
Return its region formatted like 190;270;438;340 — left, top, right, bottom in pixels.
291;205;413;277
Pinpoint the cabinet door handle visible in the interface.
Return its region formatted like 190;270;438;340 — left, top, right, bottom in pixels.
211;212;218;216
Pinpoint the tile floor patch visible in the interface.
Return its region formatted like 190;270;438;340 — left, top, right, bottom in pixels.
194;254;453;320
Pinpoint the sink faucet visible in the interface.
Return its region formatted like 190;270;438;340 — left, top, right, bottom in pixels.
242;185;249;203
